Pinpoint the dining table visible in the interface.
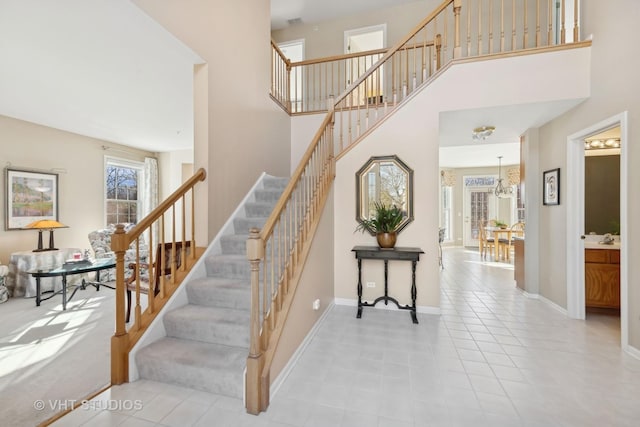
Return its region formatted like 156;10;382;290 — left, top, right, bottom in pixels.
485;226;513;261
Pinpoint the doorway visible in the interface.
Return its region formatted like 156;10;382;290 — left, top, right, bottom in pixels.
344;25;386;105
566;112;628;348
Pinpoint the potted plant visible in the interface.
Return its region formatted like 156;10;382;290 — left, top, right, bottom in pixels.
495;220;508;229
355;202;404;248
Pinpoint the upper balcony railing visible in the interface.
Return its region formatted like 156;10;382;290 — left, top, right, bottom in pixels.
271;0;582;117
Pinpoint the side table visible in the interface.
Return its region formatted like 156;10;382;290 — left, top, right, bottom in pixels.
6;248;81;298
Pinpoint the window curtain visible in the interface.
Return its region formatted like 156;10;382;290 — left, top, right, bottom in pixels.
440;170;456;187
143;157;159;245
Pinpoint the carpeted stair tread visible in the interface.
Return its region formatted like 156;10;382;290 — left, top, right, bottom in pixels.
164;305;250;347
187;277;250;310
136;337;246;398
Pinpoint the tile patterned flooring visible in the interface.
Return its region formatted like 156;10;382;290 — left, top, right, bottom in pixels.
51;247;640;427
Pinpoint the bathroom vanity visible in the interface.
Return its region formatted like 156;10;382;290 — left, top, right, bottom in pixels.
584;243;620;310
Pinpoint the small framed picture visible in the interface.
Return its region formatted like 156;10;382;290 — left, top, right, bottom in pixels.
5;168;59;230
543;168;560;206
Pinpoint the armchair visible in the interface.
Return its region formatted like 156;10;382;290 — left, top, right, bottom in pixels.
87;223;149;285
0;264;8;303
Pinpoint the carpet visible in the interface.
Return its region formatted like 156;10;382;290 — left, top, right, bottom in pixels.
0;287;116;426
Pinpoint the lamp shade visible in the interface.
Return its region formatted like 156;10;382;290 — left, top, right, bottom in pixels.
25;220;68;252
25;219;67;230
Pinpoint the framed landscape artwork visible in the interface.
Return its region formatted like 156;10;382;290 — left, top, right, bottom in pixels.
543;168;560;206
5;168;59;230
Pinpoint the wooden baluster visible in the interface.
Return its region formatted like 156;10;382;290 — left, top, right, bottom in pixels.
436;34;442;70
477;0;482;55
573;0;579;41
561;0;566;44
512;0;516;49
547;0;553;45
523;0;529;48
453;0;462;58
489;0;494;53
501;0;505;51
467;0;472;55
286;61;291;112
535;0;541;47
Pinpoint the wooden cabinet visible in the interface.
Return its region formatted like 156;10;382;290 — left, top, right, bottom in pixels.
585;249;620;309
514;238;525;290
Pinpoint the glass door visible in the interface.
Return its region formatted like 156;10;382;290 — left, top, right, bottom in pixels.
463;176;497;247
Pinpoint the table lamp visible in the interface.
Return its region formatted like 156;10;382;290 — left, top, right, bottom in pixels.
25;220;68;252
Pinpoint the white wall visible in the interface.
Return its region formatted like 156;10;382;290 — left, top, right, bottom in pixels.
536;0;640;348
291;113;326;173
134;0;291;242
334;45;591;310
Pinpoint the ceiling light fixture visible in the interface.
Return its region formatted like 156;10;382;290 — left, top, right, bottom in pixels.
494;156;514;198
472;126;495;141
584;137;621;150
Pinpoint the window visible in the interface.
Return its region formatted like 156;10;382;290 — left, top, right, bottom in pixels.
105;158;143;226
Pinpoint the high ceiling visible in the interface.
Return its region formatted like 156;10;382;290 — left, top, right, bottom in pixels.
0;0;202;153
1;0;580;165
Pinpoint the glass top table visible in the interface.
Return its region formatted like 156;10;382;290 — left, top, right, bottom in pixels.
29;258;116;310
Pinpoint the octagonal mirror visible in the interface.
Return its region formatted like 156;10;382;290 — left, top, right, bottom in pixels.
356;155;414;235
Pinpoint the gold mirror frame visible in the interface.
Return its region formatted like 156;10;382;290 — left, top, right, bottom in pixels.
355;155;414;235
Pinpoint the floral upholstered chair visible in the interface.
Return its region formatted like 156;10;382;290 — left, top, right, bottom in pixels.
87;223;149;284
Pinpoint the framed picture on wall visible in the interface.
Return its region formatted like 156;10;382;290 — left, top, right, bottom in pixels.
543;168;560;206
5;168;59;230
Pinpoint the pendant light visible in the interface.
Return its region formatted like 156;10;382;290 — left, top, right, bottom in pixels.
494;156;514;198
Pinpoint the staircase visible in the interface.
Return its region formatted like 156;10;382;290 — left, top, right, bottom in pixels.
134;176;288;398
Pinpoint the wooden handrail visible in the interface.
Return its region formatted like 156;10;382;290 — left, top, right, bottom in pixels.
270;39;289;66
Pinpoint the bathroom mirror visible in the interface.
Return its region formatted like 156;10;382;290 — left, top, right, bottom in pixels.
356;155;414;235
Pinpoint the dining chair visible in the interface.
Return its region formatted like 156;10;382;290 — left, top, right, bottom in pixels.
125;240;191;323
478;220;496;259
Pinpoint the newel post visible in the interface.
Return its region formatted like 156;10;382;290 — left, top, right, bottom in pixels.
286;59;292;112
246;228;267;414
110;224;129;384
453;0;462;58
435;34;442;70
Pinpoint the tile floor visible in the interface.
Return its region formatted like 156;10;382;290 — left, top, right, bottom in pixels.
51;247;640;427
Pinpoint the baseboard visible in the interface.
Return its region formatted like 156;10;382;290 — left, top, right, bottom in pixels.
270;301;336;399
624;343;640;360
537;294;569;316
334;297;441;315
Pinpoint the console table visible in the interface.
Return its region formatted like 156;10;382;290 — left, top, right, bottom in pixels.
352;246;424;324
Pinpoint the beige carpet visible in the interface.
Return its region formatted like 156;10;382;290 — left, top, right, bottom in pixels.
0;286;116;426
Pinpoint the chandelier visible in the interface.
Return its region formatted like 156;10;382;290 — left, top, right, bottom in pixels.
494;156;514;198
472;126;495;141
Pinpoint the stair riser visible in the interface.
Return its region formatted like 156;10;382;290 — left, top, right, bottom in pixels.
233;217;267;234
186;285;250;310
245;203;275;218
164;316;249;348
220;236;247;255
254;189;283;204
263;178;289;190
136;358;243;398
205;258;250;279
